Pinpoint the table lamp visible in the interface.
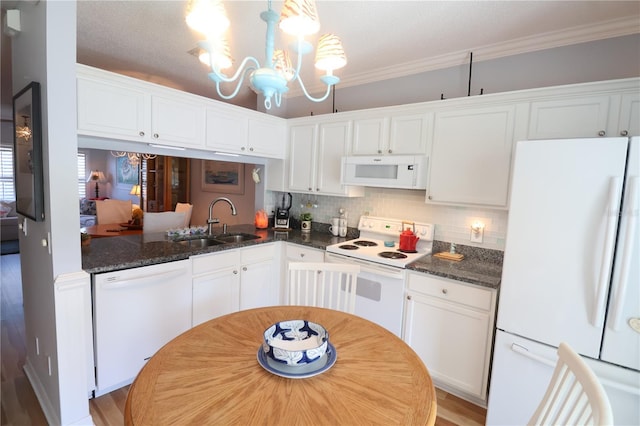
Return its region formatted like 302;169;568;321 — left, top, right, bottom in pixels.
87;170;106;198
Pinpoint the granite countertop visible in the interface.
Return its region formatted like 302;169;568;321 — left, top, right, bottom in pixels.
82;224;502;289
406;241;503;289
81;224;351;274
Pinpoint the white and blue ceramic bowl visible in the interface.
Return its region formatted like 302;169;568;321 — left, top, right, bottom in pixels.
262;320;329;366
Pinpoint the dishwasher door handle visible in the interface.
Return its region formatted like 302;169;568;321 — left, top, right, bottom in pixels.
98;267;186;290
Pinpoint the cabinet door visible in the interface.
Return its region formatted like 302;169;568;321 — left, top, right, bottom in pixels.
286;244;325;263
240;244;278;309
351;117;388;155
404;291;491;400
151;94;206;148
429;105;518;207
192;265;240;326
205;106;248;154
618;93;640;137
528;95;611;139
248;117;286;159
389;113;431;155
316;121;351;195
77;76;148;140
288;125;316;193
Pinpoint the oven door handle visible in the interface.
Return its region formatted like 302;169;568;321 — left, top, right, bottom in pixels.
325;253;405;279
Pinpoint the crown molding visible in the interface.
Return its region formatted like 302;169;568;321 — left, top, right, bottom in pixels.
287;16;640;99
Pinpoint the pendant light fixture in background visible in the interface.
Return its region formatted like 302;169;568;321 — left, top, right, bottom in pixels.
110;151;157;168
15;115;32;142
185;0;347;110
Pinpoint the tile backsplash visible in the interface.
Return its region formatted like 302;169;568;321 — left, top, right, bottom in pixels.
266;188;508;251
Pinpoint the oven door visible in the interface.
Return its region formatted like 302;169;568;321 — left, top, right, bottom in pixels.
325;253;406;337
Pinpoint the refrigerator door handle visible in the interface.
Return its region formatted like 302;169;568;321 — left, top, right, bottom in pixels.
511;343;640;396
593;177;621;328
609;175;638;330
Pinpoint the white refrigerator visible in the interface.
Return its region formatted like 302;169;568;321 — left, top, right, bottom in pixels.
487;137;640;425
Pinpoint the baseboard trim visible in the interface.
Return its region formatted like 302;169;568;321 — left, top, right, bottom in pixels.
23;359;60;426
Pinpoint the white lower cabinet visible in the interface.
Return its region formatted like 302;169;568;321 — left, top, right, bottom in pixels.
403;272;497;406
92;260;192;396
192;243;279;326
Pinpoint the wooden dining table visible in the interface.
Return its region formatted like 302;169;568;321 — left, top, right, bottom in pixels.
82;223;143;238
124;306;437;425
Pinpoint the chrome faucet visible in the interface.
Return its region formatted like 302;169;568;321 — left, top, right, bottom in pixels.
207;197;237;235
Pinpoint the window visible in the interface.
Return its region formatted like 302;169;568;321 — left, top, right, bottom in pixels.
77;151;86;199
0;146;15;201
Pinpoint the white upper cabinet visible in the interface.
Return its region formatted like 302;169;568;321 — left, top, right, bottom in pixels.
77;67;205;149
351;113;431;155
288;120;364;197
617;93;640;137
527;95;611;139
427;103;528;208
205;105;286;158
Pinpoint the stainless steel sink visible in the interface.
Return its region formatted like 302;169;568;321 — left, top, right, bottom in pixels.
213;233;261;243
176;238;225;248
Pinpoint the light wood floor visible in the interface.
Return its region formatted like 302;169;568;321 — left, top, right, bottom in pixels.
1;253;486;425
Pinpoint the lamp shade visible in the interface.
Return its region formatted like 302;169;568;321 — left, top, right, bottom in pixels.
130;184;141;196
186;0;230;36
315;34;347;71
273;49;294;81
199;35;233;70
279;0;320;37
87;170;106;183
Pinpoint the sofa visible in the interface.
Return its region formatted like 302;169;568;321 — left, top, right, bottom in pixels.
0;201;19;242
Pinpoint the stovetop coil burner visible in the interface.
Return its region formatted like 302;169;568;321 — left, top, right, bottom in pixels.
378;251;408;259
354;240;378;247
339;244;359;250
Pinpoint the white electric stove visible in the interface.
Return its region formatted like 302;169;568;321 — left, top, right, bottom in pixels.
325;216;435;268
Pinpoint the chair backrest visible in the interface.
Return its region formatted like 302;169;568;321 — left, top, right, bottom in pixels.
143;211;186;233
174;203;193;228
288;262;360;313
95;199;132;224
528;342;613;426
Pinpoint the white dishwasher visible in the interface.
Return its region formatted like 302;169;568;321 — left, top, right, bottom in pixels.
93;259;192;396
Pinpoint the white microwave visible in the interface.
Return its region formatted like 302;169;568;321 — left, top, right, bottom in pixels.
341;155;427;189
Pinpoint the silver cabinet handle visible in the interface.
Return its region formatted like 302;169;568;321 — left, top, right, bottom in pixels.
153;133;159;139
233;270;238;274
428;195;433;200
241;147;246;151
249;147;254;151
621;130;629;136
242;266;247;271
407;295;412;300
300;253;305;258
377;149;382;154
388;149;392;153
442;288;448;294
598;130;606;136
139;131;145;137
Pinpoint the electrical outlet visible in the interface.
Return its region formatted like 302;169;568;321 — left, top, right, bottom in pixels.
470;227;484;243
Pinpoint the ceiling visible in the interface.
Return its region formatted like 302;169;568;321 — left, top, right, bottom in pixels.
4;1;640;114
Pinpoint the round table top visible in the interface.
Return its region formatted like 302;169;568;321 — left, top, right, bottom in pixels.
125;306;436;425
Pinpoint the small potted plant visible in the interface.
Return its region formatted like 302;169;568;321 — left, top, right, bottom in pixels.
300;212;312;233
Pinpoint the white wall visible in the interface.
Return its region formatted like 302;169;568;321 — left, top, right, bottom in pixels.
11;1;91;424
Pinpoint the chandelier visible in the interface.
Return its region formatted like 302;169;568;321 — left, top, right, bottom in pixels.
186;0;347;110
111;152;157;167
15;115;32;142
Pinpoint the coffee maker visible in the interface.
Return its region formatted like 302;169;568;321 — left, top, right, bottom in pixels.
274;193;292;229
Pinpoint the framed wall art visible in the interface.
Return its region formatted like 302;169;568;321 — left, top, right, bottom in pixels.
115;156;139;188
13;81;44;221
201;160;244;194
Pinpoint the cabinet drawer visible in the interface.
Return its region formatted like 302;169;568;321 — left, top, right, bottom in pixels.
192;250;240;276
408;273;492;311
241;243;275;264
286;244;325;262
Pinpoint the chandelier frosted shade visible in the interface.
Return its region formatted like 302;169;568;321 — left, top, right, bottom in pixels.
315;34;346;72
279;0;320;37
198;36;232;70
186;0;229;36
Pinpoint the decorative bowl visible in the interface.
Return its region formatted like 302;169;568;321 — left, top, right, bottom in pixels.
262;320;329;366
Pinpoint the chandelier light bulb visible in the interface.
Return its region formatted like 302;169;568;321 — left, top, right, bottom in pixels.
186;0;230;37
315;34;347;72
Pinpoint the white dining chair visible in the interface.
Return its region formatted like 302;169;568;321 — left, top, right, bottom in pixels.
288;262;360;314
174;203;193;228
143;212;186;233
528;342;613;426
95;199;132;224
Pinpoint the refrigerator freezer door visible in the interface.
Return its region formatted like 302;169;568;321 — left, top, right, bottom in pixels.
488;330;640;426
601;137;640;370
497;138;628;358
